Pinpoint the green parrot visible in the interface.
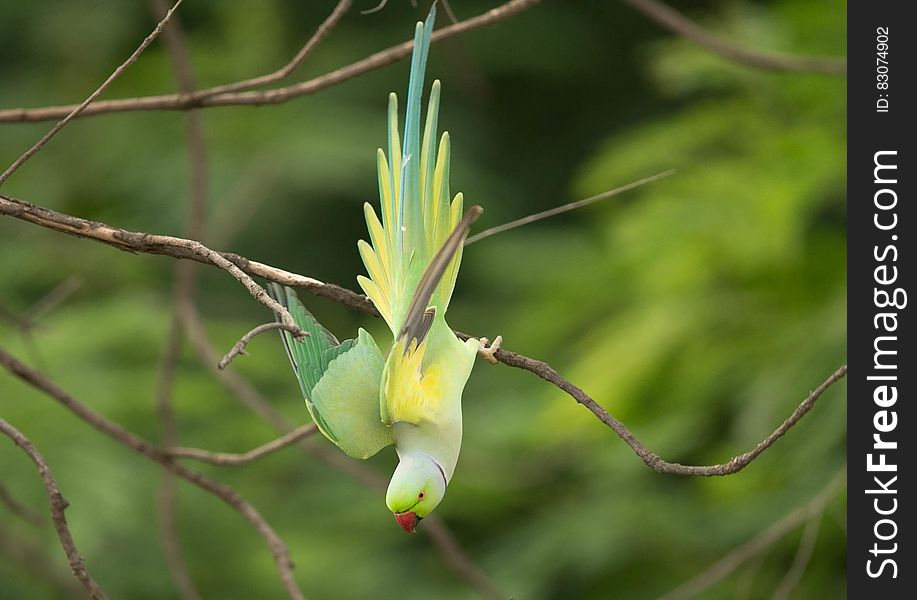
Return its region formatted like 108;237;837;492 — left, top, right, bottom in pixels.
268;6;497;533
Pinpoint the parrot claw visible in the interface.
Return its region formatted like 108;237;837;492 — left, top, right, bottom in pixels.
477;335;502;365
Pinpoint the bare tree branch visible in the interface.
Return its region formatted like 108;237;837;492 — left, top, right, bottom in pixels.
23;275;82;324
154;318;202;600
465;169;675;245
219;322;311;370
623;0;846;75
0;418;110;600
0;303;36;331
0;0;539;124
166;424;318;466
0;2;843;597
0;349;306;600
1;193;847;476
199;0;354;97
771;511;822;600
1;275;81;370
480;344;848;476
422;519;506;600
0;194;307;337
0;276;81;334
361;0;389;16
0;524;85;598
0;0;184;185
147;0;214;594
657;466;845;600
0;481;44;526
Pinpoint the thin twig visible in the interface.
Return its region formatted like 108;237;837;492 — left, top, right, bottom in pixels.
219;322;310;370
441;0;461;25
422;519;506;600
465;170;675;245
361;0;389;15
154;318;201;600
148;0;208;594
481;343;847;476
1;193;847;475
771;512;823;600
623;0;846;76
23;275;82;324
0;275;81;335
0;349;306;600
166;424;318;466
0;0;539;123
1;275;81;370
0;418;110;600
0;0;184;185
0;303;36;331
0;481;44;526
0;524;85;598
657;467;845;600
0;194;306;337
198;0;353;97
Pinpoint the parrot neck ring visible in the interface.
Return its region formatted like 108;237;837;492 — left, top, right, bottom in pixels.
433;458;448;486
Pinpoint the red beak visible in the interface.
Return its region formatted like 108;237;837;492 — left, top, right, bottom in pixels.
394;511;420;533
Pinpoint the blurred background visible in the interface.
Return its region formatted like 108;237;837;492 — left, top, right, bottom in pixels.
1;1;846;598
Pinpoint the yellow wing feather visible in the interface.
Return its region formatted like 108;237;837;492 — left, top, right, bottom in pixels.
382;340;444;425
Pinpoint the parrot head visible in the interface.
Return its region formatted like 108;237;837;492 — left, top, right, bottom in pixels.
385;452;447;533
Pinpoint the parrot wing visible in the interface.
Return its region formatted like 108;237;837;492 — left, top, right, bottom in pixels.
381;207;482;426
269;284;393;459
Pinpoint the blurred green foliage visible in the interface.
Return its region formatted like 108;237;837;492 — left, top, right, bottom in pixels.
1;1;845;599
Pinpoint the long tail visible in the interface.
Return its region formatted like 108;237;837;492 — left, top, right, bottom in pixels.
357;4;467;335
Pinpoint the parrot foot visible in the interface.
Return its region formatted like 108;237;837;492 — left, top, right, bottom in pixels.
477;335;502;365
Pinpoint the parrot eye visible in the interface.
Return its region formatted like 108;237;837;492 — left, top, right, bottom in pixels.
418;491;425;500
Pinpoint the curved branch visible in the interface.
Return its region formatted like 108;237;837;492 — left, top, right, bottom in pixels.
0;0;184;185
657;466;845;600
465;169;675;245
772;511;823;600
422;519;506;600
0;0;539;123
149;0;209;594
166;424;318;466
0;418;109;600
0;349;306;600
480;343;847;476
623;0;846;76
0;193;375;315
199;0;354;97
0;194;307;338
219;322;310;370
0;524;86;598
0;481;44;526
1;193;847;475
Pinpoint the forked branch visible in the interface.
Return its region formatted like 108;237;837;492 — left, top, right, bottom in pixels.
219;322;310;370
1;194;847;477
166;424;318;466
0;0;184;185
0;349;306;600
0;0;540;123
0;195;306;338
